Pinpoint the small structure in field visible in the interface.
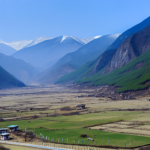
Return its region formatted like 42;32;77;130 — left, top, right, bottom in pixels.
0;133;10;140
8;125;19;132
87;138;94;141
76;104;85;110
0;118;4;122
80;134;87;137
0;128;8;135
28;108;33;111
147;99;150;101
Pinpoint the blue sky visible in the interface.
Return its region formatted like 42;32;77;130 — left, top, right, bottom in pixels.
0;0;150;42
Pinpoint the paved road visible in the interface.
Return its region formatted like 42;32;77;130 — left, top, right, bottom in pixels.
0;141;73;150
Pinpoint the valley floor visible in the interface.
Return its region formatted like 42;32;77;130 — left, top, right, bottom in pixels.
0;85;150;149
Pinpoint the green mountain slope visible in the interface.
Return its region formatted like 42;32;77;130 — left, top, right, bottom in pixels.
37;35;118;84
0;66;25;89
78;49;150;92
55;49;116;84
55;60;97;84
56;17;150;92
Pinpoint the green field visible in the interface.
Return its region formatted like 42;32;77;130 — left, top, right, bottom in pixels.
1;111;150;147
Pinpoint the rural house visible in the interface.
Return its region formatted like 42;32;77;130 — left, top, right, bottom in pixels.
0;133;10;140
8;125;19;132
76;104;85;110
0;128;8;135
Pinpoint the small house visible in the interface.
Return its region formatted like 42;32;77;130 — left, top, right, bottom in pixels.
8;125;19;132
76;104;85;110
147;99;150;101
0;128;8;135
28;108;33;111
1;133;10;140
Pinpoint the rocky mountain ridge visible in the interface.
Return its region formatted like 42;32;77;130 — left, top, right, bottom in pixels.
103;25;150;74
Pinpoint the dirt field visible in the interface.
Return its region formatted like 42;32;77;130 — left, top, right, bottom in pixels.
1;85;150;122
89;120;150;137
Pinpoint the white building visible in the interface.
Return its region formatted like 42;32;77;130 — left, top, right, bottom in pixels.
1;133;10;140
8;125;19;132
0;128;8;135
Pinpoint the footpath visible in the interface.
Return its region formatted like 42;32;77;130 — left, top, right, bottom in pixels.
0;141;72;150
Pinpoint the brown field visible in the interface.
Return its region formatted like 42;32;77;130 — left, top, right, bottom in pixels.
89;121;150;137
1;85;150;122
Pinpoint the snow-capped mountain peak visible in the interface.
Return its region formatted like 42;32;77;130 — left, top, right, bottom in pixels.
0;34;121;51
111;33;121;38
60;35;85;45
25;37;52;48
61;35;69;43
60;35;106;45
9;40;33;50
0;39;32;50
0;37;52;50
94;35;102;39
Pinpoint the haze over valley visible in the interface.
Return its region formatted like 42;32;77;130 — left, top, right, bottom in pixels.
1;16;150;90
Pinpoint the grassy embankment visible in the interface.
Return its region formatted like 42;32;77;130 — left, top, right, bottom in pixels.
1;111;150;147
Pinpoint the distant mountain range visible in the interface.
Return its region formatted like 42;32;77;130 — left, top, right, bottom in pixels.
2;16;150;93
0;36;99;51
53;34;120;69
24;37;52;48
36;34;120;84
0;52;38;83
0;34;110;87
0;66;25;89
0;37;51;50
56;17;150;93
12;36;85;69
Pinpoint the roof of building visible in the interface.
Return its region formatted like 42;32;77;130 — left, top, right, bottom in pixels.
0;128;8;131
1;133;10;136
76;104;85;107
8;125;18;128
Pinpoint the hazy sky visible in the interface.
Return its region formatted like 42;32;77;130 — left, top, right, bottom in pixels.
0;0;150;42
